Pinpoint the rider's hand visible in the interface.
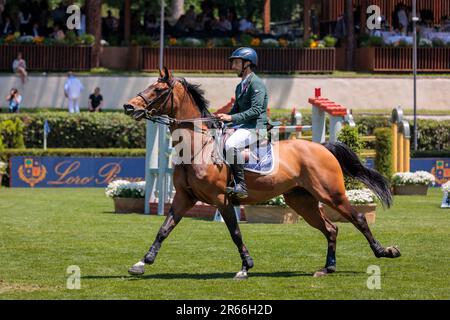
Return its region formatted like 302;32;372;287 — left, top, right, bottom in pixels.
216;113;232;122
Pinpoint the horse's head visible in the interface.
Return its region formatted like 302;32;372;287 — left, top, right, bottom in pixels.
123;67;180;121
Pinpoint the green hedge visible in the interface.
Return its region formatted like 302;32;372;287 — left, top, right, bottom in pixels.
338;125;365;190
0;112;449;152
0;112;146;149
374;128;393;180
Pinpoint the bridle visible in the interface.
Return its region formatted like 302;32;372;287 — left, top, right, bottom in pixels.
134;77;220;128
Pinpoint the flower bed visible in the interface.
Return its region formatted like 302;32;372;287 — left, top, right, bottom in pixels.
244;195;298;224
322;189;377;223
105;180;145;213
392;171;435;195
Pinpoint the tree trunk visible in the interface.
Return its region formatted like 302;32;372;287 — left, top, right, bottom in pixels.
171;0;184;22
86;0;101;68
344;0;354;71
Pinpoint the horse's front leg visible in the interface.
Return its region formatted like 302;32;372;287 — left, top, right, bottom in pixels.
218;200;254;280
128;190;196;276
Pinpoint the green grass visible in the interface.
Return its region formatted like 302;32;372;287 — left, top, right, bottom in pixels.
0;188;448;300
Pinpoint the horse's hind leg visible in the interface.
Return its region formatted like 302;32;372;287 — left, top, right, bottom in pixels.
308;181;401;259
283;188;338;277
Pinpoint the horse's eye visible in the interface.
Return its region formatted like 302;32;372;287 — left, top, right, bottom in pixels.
154;88;163;93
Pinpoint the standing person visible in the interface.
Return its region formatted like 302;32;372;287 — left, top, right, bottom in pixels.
5;88;22;113
215;47;268;199
88;87;103;112
64;72;84;113
12;52;28;85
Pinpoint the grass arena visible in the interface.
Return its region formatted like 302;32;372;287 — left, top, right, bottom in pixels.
2;1;450;304
0;187;448;299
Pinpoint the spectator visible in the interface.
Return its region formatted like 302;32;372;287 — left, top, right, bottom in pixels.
184;5;197;30
0;15;14;35
12;52;28;85
216;14;232;33
38;0;50;31
5;88;22;113
30;21;42;37
174;15;189;36
239;15;256;34
50;23;65;40
18;3;32;35
88;87;103;112
64;72;84;114
51;3;66;27
144;12;158;36
397;4;409;34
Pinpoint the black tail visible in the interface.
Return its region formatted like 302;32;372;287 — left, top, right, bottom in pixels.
323;141;393;208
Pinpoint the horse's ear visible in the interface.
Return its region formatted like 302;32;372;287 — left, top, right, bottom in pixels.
158;68;164;78
163;66;172;80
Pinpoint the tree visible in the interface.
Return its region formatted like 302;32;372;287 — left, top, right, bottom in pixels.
171;0;184;21
344;0;354;71
86;0;102;68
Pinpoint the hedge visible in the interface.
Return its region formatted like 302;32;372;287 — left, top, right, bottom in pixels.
374;128;393;180
0;112;146;149
337;125;365;190
0;113;449;152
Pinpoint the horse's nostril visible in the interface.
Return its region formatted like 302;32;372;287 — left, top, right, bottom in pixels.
123;104;135;115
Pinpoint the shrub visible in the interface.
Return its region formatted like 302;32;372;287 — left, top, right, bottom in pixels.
374;128;393;180
105;180;145;198
0;118;25;149
338;125;365;190
323;35;338;48
0;112;146;149
392;171;435;186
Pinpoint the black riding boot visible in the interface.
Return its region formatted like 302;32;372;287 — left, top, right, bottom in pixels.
227;163;248;199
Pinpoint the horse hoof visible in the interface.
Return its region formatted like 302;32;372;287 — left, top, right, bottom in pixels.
386;246;401;258
234;270;248;280
128;261;145;276
313;267;335;277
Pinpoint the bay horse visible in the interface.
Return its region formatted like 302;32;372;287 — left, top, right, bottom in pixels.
123;68;400;280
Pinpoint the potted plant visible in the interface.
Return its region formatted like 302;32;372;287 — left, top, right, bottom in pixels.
244;195;298;224
392;171;435;195
322;189;378;224
0;161;6;187
105;180;146;213
441;181;450;208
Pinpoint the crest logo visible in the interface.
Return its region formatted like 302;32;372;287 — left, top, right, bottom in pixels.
431;160;450;185
18;158;47;187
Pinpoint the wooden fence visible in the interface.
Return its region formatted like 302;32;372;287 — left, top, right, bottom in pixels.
0;45;92;71
355;47;450;72
141;47;336;73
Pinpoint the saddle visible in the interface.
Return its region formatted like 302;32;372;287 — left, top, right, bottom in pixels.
218;124;275;175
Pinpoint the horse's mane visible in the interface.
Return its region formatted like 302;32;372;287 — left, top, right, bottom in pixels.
180;78;218;128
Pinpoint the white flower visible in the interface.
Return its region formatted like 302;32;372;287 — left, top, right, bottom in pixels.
346;189;376;205
0;161;7;175
442;181;450;193
392;171;435;186
105;180;146;198
261;38;279;47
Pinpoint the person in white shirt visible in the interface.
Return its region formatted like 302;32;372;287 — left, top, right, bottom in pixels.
397;5;409;34
12;52;28;85
64;72;84;113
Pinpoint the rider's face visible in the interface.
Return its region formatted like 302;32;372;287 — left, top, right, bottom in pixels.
231;59;243;75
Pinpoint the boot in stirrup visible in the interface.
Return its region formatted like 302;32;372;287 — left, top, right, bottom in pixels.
226;163;248;199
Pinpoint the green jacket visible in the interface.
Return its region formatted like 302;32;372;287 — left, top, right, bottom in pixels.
229;73;268;129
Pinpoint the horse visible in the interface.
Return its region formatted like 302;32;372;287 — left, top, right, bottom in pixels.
122;67;401;280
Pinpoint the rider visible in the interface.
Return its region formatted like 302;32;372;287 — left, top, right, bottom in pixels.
216;47;268;199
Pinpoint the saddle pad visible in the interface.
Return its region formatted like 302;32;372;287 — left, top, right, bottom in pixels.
243;142;275;175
